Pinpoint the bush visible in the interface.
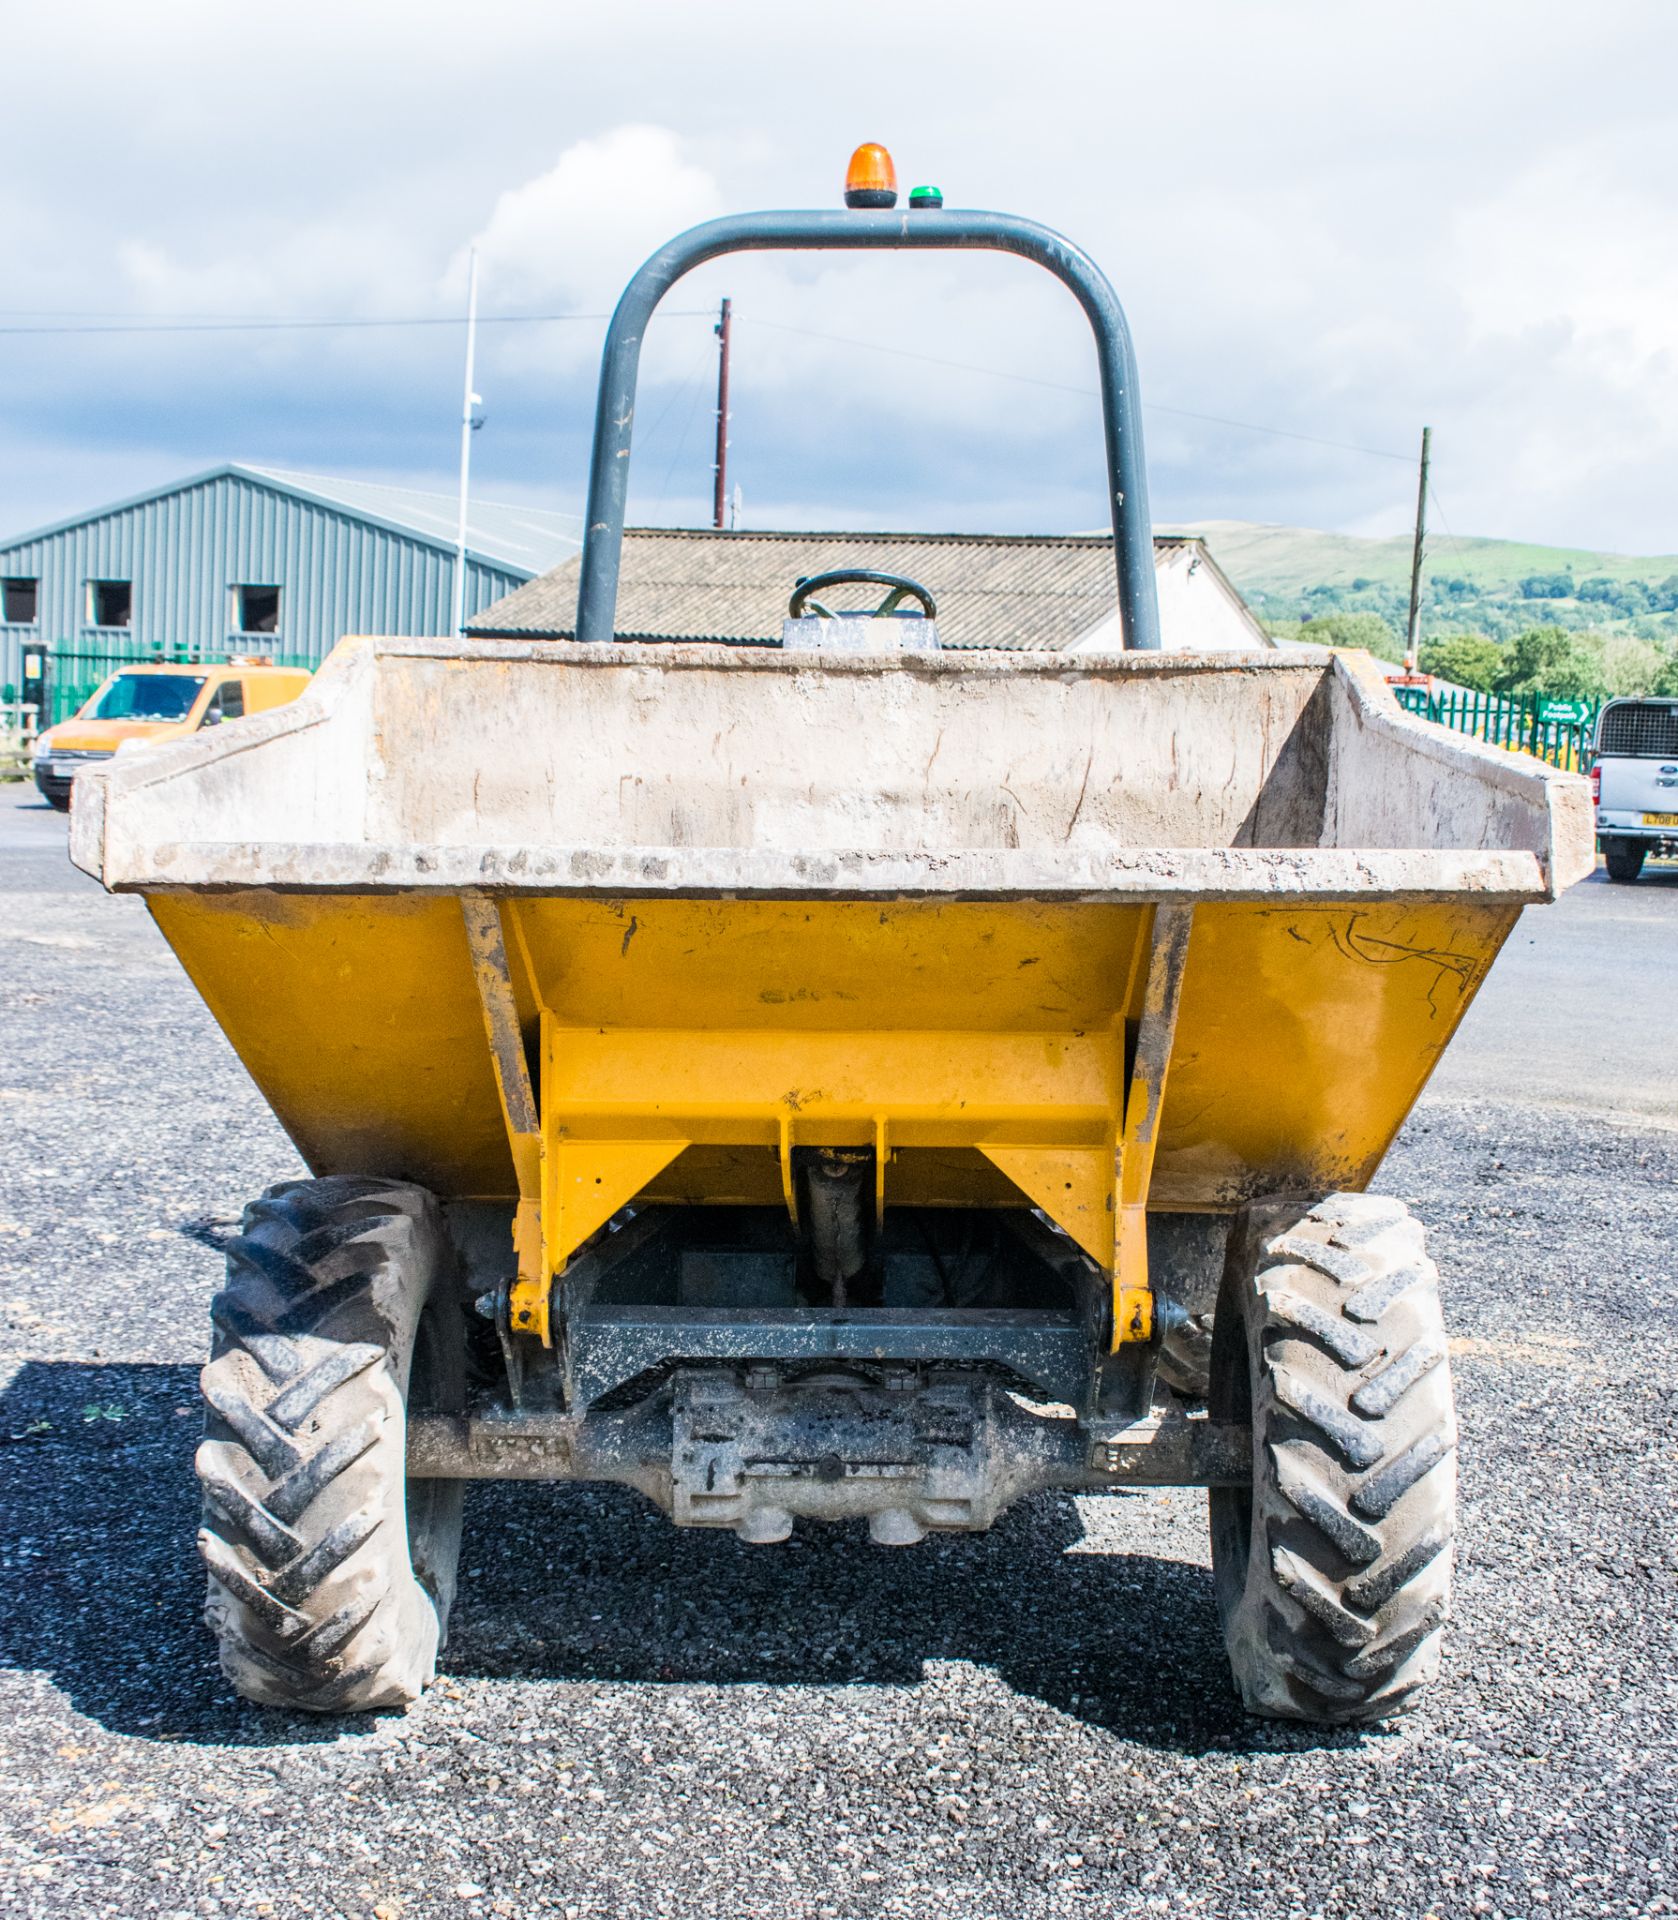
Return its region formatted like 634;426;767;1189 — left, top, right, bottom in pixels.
1492;627;1609;700
1518;572;1573;600
1418;634;1502;692
1576;576;1649;614
1296;609;1403;662
1596;632;1668;697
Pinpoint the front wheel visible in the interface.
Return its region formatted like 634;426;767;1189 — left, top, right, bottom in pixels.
1208;1192;1456;1723
1603;839;1646;883
197;1176;465;1712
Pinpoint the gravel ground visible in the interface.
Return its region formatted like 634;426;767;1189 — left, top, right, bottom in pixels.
1;787;1674;1920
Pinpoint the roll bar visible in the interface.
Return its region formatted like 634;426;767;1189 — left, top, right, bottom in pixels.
575;208;1160;650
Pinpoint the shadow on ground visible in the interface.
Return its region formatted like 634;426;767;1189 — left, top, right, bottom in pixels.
0;1360;1360;1759
1582;865;1678;893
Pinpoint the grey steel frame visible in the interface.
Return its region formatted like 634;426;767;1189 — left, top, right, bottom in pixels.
575;208;1161;651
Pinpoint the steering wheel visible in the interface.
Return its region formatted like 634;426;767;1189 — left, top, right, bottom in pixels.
788;570;938;621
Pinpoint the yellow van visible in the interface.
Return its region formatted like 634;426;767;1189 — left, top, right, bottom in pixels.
31;659;311;810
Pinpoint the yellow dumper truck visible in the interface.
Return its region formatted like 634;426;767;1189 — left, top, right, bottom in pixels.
73;161;1593;1724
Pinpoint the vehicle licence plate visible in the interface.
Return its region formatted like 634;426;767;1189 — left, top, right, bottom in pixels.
50;760;77;777
1642;812;1678;827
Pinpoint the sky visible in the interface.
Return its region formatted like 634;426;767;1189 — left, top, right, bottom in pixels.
3;0;1677;555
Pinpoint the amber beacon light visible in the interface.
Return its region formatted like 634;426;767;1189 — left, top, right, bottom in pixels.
843;142;898;209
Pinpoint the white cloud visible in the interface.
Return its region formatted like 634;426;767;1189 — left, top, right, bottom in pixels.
4;1;1678;548
1457;135;1678;375
456;125;723;311
116;221;428;322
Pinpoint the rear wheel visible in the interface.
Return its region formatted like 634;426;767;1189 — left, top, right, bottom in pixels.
1604;838;1646;883
1208;1192;1455;1723
197;1176;465;1712
1156;1311;1214;1400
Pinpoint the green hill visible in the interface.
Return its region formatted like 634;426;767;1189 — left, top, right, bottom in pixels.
1168;519;1678;657
1171;519;1678;597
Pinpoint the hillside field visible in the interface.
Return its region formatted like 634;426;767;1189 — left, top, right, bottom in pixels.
1170;519;1678;656
1174;519;1677;595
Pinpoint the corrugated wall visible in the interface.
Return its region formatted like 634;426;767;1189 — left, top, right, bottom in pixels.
0;472;527;702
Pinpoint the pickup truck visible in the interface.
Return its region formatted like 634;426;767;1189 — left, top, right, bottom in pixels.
1593;696;1678;881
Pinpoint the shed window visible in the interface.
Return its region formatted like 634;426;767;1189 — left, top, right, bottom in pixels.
88;580;132;628
2;577;38;624
234;584;281;634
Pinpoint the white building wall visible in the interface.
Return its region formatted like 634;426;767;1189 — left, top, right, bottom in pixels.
1070;542;1272;654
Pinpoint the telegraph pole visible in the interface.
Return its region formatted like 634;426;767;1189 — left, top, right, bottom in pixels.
712;297;732;531
1404;425;1431;675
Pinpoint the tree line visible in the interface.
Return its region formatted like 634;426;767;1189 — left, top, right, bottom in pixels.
1262;584;1678;699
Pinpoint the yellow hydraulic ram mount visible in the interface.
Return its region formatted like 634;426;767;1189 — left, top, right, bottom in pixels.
462;890;1196;1354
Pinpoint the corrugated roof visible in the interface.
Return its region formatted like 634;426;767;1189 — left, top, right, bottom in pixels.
468;528;1209;650
0;463;581;578
246;467;582;575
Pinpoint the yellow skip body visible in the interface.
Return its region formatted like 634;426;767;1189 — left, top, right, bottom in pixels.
148;887;1516;1346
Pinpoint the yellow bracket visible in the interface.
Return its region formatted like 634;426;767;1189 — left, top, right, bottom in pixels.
779;1110;798;1226
461;893;552;1344
1113;1208;1154;1343
466;893;694;1341
510;1196;543;1335
1108;904;1194;1346
874;1115;890;1229
544;1137;689;1282
466;891;1191;1354
974;1144;1115;1268
976;909;1191;1344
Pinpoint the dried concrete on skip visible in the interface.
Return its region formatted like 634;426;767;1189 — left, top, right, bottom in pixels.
3;789;1676;1919
70;639;1593;902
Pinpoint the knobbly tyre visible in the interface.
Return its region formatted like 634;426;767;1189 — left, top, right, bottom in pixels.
73;146;1594;1724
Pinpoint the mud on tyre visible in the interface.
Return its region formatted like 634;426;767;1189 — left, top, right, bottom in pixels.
196;1176;465;1712
1209;1191;1456;1723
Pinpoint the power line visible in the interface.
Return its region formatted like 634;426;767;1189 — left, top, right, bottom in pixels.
0;308;712;337
646;334;721;514
653;338;722;515
1422;478;1481;578
743;316;1417;464
1426;478;1466;548
0;293;1422;473
0;307;281;320
1148;403;1414;465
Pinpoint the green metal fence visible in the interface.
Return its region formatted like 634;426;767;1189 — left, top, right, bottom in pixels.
1391;685;1601;771
41;638;314;726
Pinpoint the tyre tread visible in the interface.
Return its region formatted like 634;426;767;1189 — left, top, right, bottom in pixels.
1210;1191;1457;1724
196;1175;463;1714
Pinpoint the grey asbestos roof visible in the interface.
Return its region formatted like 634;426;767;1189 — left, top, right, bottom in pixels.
468;527;1209;650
